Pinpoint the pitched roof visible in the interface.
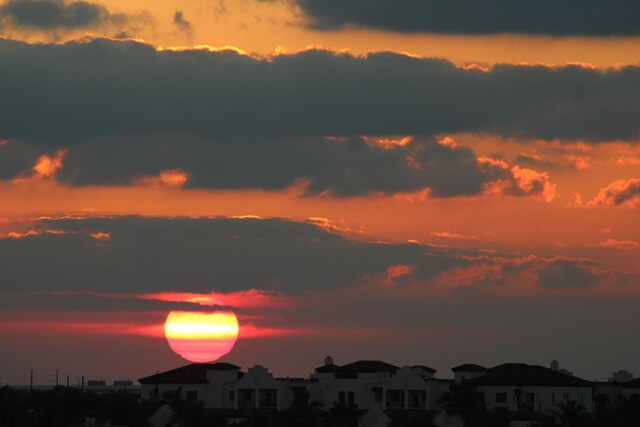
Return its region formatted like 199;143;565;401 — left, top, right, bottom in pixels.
315;360;400;376
452;364;488;372
472;363;592;387
412;365;437;373
335;360;399;378
138;363;241;384
342;360;399;373
315;363;341;373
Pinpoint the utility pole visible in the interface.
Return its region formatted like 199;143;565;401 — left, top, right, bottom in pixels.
81;375;84;391
55;369;59;387
66;375;69;388
29;370;33;392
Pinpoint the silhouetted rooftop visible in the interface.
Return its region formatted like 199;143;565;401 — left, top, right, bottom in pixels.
472;363;592;387
451;364;488;372
315;360;400;378
412;365;437;373
335;360;399;378
139;363;241;384
315;363;341;373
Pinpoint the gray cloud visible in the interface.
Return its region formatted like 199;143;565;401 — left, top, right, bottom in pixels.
1;38;639;145
0;139;41;179
57;135;496;197
1;134;553;198
589;178;640;208
535;258;598;288
173;10;191;33
0;216;622;297
295;0;640;36
0;216;457;294
0;0;104;29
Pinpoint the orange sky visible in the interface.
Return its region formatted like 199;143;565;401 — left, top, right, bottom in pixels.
1;0;640;383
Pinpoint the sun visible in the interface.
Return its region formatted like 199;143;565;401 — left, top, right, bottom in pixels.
164;310;239;362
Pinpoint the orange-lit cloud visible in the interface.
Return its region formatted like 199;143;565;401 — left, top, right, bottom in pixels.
383;264;413;285
430;231;479;240
436;136;458;148
9;150;67;184
4;229;71;239
136;169;189;188
361;135;413;149
510;166;556;202
459;63;489;72
12;288;294;310
588;238;640;250
140;290;293;309
588;178;640;208
479;157;557;202
306;216;363;235
564;154;592;170
90;232;111;240
33;151;66;178
391;188;431;203
612;157;640;166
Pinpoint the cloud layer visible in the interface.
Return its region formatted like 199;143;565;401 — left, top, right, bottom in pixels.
0;135;556;198
0;0;105;29
0;0;148;33
1;38;640;144
0;216;626;296
296;0;640;36
3;38;640;196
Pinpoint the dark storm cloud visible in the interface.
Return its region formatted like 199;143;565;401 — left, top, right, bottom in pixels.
295;0;640;36
0;216;459;293
535;258;598;288
53;135;493;197
4;135;554;198
0;139;41;179
0;0;104;29
1;38;640;145
435;254;622;291
0;217;621;297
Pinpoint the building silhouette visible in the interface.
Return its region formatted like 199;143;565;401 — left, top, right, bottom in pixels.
138;357;640;426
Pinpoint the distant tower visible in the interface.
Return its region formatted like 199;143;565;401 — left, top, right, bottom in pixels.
550;360;573;376
324;356;334;366
609;370;633;383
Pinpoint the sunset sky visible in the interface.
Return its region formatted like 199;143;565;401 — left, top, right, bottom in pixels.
1;0;640;386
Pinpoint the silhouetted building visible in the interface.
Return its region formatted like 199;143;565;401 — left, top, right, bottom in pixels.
139;362;241;407
138;358;606;427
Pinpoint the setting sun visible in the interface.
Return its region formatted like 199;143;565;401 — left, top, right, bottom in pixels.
164;311;239;363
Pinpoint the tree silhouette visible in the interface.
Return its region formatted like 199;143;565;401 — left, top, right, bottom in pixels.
620;393;640;426
282;388;324;427
161;388;216;427
550;400;592;427
386;409;437;427
437;380;485;426
322;399;363;427
96;390;154;427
